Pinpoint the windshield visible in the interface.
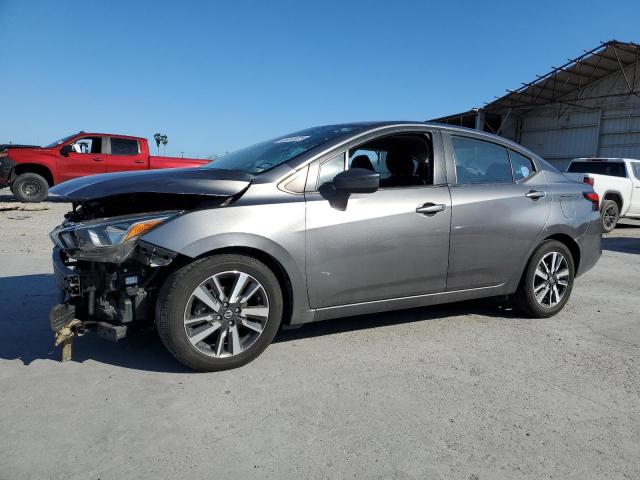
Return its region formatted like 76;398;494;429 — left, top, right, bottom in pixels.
45;134;77;148
205;124;367;174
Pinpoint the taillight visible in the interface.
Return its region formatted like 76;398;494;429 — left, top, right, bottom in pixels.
583;176;594;186
583;192;600;211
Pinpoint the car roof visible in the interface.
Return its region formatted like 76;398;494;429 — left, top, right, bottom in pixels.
326;121;540;156
73;132;143;140
571;157;635;162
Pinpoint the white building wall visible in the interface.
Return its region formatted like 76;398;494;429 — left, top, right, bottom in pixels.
498;62;640;170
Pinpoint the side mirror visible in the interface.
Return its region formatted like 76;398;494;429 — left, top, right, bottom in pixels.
60;145;73;157
333;168;379;194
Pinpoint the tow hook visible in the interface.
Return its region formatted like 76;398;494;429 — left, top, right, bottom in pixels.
54;319;84;361
50;303;86;362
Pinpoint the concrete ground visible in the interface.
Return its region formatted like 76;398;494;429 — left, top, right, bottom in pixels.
0;188;639;480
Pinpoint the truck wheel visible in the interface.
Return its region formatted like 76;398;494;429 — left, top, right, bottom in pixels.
601;200;619;233
156;254;283;372
511;240;575;318
12;173;49;203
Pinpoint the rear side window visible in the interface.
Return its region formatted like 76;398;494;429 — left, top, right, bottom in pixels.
567;161;627;177
110;138;140;155
509;150;536;181
451;136;513;184
631;162;640;180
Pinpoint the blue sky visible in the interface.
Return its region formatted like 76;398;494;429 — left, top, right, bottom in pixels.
1;0;639;157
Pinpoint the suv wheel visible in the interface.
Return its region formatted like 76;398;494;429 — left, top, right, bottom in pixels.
156;254;283;371
601;199;619;233
12;172;49;203
512;240;575;318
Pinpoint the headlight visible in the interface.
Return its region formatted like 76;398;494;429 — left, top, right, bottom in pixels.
50;211;178;262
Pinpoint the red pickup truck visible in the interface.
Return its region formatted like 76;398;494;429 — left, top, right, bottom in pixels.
0;132;209;202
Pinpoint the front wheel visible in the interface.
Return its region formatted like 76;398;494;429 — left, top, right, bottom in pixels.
156;254;283;372
12;172;49;203
511;240;575;318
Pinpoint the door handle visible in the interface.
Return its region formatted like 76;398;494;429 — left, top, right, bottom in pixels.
92;157;103;162
525;190;546;200
134;160;145;164
416;203;446;216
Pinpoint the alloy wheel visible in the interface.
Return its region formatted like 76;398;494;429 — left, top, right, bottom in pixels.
602;204;618;230
533;251;569;308
183;270;269;358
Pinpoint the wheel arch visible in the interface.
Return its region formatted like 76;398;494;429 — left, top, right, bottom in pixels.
145;228;312;325
192;246;296;325
602;190;623;212
11;164;55;186
542;233;581;273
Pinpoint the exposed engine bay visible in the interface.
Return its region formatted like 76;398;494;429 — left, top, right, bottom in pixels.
48;186;245;358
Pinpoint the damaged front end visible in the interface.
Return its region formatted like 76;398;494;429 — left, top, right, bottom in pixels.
48;185;250;360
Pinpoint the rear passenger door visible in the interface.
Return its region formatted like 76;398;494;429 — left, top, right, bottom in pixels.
104;137;147;173
444;134;551;290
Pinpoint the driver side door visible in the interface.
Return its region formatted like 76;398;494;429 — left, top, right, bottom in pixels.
305;131;451;309
58;136;107;182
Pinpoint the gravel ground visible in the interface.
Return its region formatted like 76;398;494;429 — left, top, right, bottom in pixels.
0;188;639;480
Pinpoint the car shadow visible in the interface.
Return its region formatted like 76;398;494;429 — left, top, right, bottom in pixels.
0;273;517;373
602;236;640;255
274;300;515;343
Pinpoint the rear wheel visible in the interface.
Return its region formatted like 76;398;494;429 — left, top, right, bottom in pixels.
512;240;575;318
156;254;283;371
12;172;49;203
601;199;619;233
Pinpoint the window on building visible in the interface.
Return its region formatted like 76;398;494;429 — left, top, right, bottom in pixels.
452;136;513;184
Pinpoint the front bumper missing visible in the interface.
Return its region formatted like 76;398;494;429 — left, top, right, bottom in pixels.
50;247;131;361
49;302;129;361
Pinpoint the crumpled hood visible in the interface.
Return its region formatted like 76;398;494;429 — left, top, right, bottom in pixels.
49;167;252;202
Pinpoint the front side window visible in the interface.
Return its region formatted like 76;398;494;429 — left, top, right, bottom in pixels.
510;150;536;181
452;136;513;184
318;152;346;188
347;134;433;188
70;136;102;154
110;138;139;155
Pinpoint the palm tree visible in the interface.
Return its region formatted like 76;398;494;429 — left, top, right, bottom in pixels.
161;134;168;156
153;133;162;156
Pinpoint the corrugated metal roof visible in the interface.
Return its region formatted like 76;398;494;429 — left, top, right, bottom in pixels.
486;40;640;113
431;40;640;123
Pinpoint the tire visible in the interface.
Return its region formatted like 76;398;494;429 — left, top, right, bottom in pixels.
156;254;283;372
600;199;619;233
12;172;49;203
511;240;575;318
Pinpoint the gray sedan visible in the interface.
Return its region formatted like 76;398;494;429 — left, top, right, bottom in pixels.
49;122;602;371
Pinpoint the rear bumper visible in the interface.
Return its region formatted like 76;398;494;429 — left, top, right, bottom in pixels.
576;212;602;277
